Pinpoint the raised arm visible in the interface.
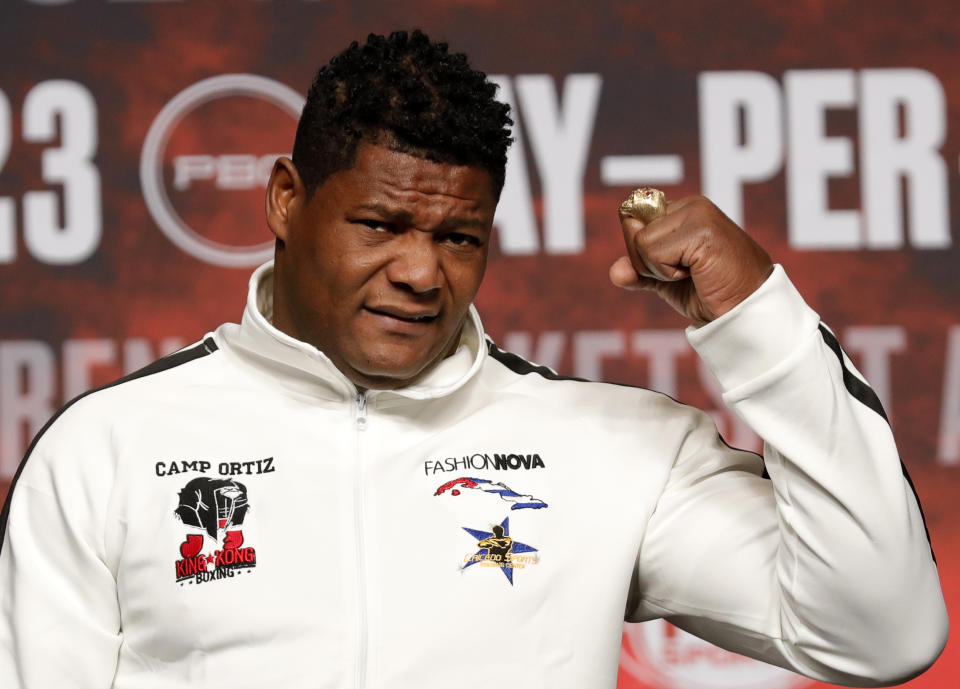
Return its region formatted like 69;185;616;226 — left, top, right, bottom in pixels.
614;193;947;685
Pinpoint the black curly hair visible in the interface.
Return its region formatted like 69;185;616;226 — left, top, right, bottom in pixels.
292;30;513;199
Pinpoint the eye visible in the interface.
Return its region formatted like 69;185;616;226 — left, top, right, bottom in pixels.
443;232;482;247
358;219;390;232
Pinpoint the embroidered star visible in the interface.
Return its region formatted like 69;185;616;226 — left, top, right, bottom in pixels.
461;516;538;585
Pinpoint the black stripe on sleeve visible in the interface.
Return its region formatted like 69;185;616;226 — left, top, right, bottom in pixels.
0;337;219;554
818;324;935;561
486;340;588;382
899;464;936;562
818;324;889;423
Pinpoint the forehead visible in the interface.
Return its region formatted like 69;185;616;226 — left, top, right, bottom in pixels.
326;143;497;219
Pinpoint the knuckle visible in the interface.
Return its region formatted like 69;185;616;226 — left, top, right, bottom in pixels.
631;227;649;247
695;196;720;218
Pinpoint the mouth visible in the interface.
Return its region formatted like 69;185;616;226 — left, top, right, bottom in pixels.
364;306;439;324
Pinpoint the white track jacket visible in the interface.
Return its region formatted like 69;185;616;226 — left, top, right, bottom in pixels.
0;262;948;689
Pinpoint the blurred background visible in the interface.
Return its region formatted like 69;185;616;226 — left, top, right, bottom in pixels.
0;1;957;687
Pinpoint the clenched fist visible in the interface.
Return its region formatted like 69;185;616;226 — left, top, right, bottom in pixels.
609;195;773;325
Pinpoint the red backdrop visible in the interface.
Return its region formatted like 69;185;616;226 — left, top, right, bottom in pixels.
1;2;957;687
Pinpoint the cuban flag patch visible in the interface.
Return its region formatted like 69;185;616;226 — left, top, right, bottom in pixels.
434;477;548;510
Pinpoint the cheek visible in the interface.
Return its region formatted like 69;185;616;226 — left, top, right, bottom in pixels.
447;258;487;299
330;243;390;290
313;252;374;302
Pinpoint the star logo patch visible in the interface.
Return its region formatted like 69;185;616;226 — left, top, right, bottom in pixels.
461;516;539;585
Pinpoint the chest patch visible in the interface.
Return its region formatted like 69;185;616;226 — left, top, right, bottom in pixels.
434;477;548;510
461;516;539;585
173;477;258;586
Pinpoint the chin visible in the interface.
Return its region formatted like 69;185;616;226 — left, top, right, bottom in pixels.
351;349;436;387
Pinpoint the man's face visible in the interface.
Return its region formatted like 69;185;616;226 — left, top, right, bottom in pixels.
270;142;497;390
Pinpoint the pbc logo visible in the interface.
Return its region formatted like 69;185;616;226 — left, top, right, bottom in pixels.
141;74;304;267
173;477;257;586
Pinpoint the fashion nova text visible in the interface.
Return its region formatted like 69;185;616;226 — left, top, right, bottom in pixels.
424;453;545;476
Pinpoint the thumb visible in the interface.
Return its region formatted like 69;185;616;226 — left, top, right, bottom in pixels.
609;256;659;291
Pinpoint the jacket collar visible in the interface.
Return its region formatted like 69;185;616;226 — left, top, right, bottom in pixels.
217;261;487;403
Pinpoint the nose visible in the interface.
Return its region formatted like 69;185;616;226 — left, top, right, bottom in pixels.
384;232;442;294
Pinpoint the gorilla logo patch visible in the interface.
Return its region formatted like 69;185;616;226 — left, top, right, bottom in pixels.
173;477;257;585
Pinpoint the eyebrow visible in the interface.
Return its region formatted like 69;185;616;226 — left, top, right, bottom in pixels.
354;203;414;224
353;202;489;232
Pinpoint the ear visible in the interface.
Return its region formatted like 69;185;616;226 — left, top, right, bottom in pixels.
265;157;305;243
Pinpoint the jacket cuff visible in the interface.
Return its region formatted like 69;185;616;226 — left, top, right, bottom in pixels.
685;264;821;393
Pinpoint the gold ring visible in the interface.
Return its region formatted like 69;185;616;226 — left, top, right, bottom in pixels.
619;187;667;223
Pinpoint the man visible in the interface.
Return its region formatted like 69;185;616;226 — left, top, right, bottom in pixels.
0;30;948;688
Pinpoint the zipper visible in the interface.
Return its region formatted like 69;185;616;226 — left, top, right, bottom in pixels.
353;391;369;689
356;392;368;431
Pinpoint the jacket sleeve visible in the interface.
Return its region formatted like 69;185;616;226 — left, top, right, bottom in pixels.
628;265;948;687
0;402;122;688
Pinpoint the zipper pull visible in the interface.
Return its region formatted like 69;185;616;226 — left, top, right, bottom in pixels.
356;392;368;430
